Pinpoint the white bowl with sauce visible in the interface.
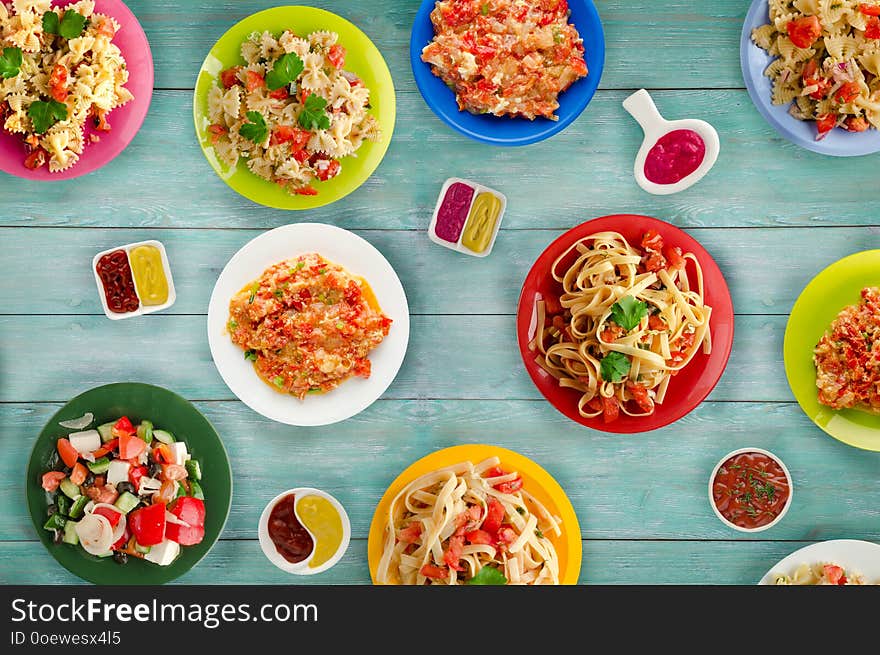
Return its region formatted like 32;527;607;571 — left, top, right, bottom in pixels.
258;487;351;575
92;239;176;320
623;89;720;196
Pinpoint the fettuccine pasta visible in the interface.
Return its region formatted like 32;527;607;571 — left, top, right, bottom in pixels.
529;230;712;423
376;457;561;585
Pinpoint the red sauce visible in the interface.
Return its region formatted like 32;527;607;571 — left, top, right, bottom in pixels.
644;129;705;185
267;493;314;564
96;250;140;314
434;182;474;243
711;452;790;530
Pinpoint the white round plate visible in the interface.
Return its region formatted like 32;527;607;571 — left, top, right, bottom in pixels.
758;539;880;585
207;223;410;426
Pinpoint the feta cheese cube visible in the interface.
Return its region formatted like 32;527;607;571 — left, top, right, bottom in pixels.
144;539;180;566
169;442;189;466
106;460;131;486
68;430;101;455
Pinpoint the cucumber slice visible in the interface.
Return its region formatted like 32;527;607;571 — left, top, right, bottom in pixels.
114;491;140;514
43;513;66;531
97;422;115;443
56;493;71;517
68;495;88;519
137;420;154;443
175;483;186;498
59;478;81;500
87;456;110;474
152;429;175;444
185;459;201;481
62;519;79;545
96;550;113;558
188;480;205;500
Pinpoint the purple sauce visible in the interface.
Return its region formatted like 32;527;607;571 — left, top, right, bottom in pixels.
434;182;475;243
644;129;706;185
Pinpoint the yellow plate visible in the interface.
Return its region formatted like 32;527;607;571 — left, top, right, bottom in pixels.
367;444;582;585
783;250;880;451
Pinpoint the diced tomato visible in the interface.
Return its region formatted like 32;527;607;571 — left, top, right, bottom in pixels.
787;16;822;49
443;535;466;571
824;564;846;585
152;443;174;465
57;438;80;468
161;464;188;481
268;87;289;100
807;78;831;100
496;526;517;544
327;44;346;69
802;59;818;80
118;433;147;460
92;506;122;527
643;252;667;273
270;125;311;149
482;498;505;534
41;471;66;492
112;416;135;439
420;564;448;580
293;185;319;195
483;466;504;479
543;294;563;315
292;149;310;163
865;15;880;38
69;462;87;486
861;3;880;16
465;529;493;545
245;70;265;92
641;229;664;252
494;477;523;494
23;147;46;170
48;63;68;103
91;108;111;131
648;314;666;331
93;15;117;38
314;159;341;182
92;437;118;459
207;123;227;144
85;484;118;505
626;381;654;414
836;81;861;103
816;113;837;137
165;497;206;546
845;116;870;132
601;395;620;423
665;246;685;271
129;502;166;547
220;66;242;89
397;523;422;544
129;465;147;488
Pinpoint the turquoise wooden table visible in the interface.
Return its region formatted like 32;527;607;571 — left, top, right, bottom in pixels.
2;0;879;585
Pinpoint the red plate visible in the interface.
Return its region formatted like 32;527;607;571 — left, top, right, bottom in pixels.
516;214;735;433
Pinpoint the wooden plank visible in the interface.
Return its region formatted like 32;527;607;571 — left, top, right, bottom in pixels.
2;226;874;317
5;401;880;543
2;91;878;229
129;1;749;91
0;539;861;585
0;313;787;403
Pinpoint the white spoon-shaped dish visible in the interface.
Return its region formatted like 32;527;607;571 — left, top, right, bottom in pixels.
623;89;720;196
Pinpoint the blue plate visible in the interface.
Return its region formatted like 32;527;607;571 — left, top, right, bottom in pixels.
410;0;605;146
741;0;880;157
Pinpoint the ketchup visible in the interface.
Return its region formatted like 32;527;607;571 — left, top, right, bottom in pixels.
711;452;790;530
96;249;140;314
644;129;705;185
267;493;314;564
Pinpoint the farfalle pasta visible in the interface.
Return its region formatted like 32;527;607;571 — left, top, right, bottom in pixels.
206;29;380;196
0;0;133;172
752;0;880;138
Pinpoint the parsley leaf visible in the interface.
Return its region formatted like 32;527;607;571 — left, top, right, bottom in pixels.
239;111;268;144
244;349;258;362
298;93;330;131
42;11;60;34
27;100;68;134
599;351;631;383
465;565;507;586
610;296;648;332
265;52;304;91
273;376;285;387
44;10;87;39
0;47;22;79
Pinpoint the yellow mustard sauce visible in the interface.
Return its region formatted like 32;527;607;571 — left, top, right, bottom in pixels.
461;192;502;253
295;495;344;569
129;245;168;306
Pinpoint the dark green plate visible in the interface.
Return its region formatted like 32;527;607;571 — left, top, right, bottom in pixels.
26;383;232;584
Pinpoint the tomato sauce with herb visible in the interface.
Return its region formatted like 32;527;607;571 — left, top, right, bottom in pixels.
711;452;790;529
96;249;140;314
267;493;314;564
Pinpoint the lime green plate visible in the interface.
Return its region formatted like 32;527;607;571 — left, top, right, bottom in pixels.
783;250;880;451
192;5;396;210
26;383;232;584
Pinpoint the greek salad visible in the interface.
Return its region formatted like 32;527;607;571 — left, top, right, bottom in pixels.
39;415;207;566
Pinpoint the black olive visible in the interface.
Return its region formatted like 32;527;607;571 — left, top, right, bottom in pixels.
116;481;136;495
52;529;64;545
46;503;58;517
84;472;95;487
113;551;128;565
62;466;72;475
148;462;162;477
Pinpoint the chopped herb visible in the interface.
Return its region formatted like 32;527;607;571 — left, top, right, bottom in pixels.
465;565;507;585
298;93;330;131
610;296;648;331
535;528;544;539
43;10;87;39
0;47;22;79
227;320;238;331
272;376;285;387
481;2;489;15
336;321;344;329
244;349;258;362
599;351;630;383
553;27;563;44
318;267;327;274
240;110;268;144
265;52;304;90
248;283;259;304
28;100;68;134
273;289;283;299
296;261;305;270
515;507;526;515
745;505;759;518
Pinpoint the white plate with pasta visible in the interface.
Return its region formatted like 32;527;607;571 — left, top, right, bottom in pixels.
516;214;734;434
742;0;880;156
367;444;582;585
759;539;880;584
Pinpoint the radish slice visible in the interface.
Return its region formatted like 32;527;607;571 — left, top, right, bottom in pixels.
75;514;114;555
59;412;94;430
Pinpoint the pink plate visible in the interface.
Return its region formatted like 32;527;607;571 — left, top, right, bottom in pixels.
516;214;735;434
0;0;153;180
